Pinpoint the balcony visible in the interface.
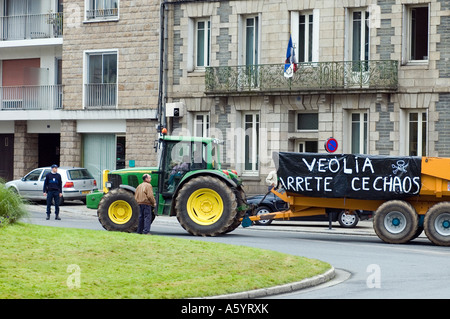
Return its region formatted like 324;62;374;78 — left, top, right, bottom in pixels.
85;83;117;109
205;60;398;95
0;12;63;41
0;85;63;110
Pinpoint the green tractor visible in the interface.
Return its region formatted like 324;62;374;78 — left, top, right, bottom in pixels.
86;135;248;236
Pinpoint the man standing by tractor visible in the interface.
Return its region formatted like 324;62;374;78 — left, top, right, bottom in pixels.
135;174;156;234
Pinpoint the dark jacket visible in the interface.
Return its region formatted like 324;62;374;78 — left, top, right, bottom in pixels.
43;172;62;193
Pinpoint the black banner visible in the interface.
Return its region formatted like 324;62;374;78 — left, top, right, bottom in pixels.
275;152;422;200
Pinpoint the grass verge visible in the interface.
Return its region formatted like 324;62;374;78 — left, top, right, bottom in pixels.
0;223;330;299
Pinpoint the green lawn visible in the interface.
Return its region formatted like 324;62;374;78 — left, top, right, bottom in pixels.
0;223;330;299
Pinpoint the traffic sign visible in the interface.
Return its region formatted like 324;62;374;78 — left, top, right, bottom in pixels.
325;137;338;153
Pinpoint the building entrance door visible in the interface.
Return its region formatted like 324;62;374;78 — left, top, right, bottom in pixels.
38;134;60;167
0;134;14;181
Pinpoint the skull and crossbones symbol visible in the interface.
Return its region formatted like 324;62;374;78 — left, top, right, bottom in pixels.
392;160;409;174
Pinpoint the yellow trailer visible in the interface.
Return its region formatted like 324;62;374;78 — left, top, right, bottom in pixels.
246;154;450;246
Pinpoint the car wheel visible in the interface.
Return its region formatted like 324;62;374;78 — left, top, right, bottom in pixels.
254;206;273;226
338;210;359;228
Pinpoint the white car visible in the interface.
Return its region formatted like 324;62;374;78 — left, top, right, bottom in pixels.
5;167;97;204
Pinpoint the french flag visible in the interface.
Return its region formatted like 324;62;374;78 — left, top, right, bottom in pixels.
284;35;297;78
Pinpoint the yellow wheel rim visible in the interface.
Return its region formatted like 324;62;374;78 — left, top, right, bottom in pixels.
108;200;133;224
187;188;224;225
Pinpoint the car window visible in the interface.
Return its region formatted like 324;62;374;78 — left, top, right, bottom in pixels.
67;169;94;180
24;169;42;181
39;169;52;181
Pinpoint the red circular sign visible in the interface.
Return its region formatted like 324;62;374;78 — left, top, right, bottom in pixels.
325;138;338;153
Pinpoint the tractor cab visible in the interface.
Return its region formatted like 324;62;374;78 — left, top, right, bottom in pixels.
156;135;222;215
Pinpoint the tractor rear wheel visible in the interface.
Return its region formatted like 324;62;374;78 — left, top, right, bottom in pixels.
175;176;237;236
97;188;139;232
424;202;450;246
373;200;418;244
223;188;247;233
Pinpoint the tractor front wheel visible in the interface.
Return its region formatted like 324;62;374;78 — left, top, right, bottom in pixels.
175;176;237;236
97;188;139;232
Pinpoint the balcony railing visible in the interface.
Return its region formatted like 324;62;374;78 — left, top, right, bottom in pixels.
86;8;118;20
0;12;63;41
85;83;117;109
0;85;63;110
205;60;398;94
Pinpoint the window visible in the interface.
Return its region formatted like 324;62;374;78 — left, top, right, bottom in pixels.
350;10;369;62
243;113;259;173
407;111;427;156
237;15;261;89
195;19;210;68
404;5;429;63
192;142;207;169
347;9;369;74
162;141;192;192
297;141;318;153
244;16;259;66
86;0;119;20
40;169;51;181
350;112;368;154
85;51;117;108
67;169;94;180
194;113;210;137
296;113;318;131
291;10;319;63
299;13;313;63
24;169;42;182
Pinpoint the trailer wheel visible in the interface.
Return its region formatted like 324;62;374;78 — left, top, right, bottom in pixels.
338;210;359;228
424;202;450;246
373;200;418;244
97;188;139;232
175;176;237;236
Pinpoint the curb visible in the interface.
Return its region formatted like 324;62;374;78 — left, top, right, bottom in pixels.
203;267;335;299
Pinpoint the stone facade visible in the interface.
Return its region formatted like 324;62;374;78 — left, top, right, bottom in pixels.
63;0;160;111
165;0;450;195
60;120;82;167
13;121;38;179
126;119;158;168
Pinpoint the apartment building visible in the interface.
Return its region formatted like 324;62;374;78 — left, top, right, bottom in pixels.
165;0;450;194
0;0;160;186
0;0;63;181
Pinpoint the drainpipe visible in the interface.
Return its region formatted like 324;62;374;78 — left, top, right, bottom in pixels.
158;1;167;132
